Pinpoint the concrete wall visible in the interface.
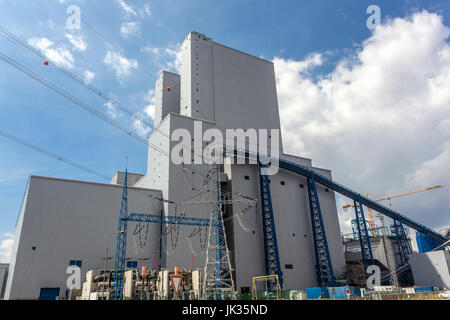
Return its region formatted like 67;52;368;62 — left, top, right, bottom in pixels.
345;237;401;271
155;71;180;127
167;114;217;270
180;31;283;153
136;113;218;270
410;251;450;288
5;176;163;300
110;171;144;186
137;32;345;290
0;264;8;299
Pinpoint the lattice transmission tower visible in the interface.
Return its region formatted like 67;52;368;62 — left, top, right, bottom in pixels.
202;164;236;300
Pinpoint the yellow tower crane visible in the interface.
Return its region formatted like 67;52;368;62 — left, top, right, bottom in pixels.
343;185;443;236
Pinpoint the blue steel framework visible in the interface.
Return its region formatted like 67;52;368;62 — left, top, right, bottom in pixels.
111;171;214;300
307;173;336;287
351;220;359;239
257;162;283;290
234;150;448;287
272;155;447;243
353;198;375;266
114;151;449;295
112;171;128;300
390;219;412;266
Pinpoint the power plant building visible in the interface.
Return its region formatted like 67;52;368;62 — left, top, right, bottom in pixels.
6;31;346;299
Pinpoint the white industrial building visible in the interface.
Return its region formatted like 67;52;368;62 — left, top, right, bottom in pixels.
410;251;450;288
0;263;8;299
5;31;346;300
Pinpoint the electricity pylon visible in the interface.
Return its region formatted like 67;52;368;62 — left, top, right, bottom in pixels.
202;164;235;300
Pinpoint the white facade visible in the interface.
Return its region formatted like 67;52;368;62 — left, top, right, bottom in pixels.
410;251;450;288
6;31;346;298
136;31;345;290
0;264;8;299
5;176;162;300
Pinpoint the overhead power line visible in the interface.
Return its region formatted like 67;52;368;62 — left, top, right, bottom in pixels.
0;129;110;180
0;25;154;130
0;51;146;143
0;51;173;159
0;25;278;156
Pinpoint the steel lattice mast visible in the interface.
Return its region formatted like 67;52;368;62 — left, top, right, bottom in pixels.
112;170;128;300
202;165;235;300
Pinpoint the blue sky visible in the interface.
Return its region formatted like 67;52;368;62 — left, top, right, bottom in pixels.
0;0;449;261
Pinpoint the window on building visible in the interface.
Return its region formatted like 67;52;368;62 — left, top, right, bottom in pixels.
127;261;138;268
325;188;330;192
280;181;286;186
285;264;293;269
244;175;250;180
69;260;82;268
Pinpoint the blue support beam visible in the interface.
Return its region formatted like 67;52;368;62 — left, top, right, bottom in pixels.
307;174;336;287
234;150;447;242
351;219;359;240
353;198;374;267
391;219;412;266
126;213;212;227
274;156;448;243
258;162;283;290
112;171;129;300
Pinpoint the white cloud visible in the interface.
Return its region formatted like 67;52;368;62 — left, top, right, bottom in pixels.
141;46;161;55
274;11;450;230
120;22;141;38
0;233;14;263
141;44;182;73
132;89;155;136
84;70;95;83
104;101;118;119
142;4;151;18
164;44;182;73
103;51;138;82
65;33;87;52
117;0;137;17
28;37;74;69
143;89;155;119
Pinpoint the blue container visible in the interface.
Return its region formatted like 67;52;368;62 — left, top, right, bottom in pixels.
305;287;327;299
306;286;364;299
327;286;362;299
327;287;347;299
414;286;433;293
